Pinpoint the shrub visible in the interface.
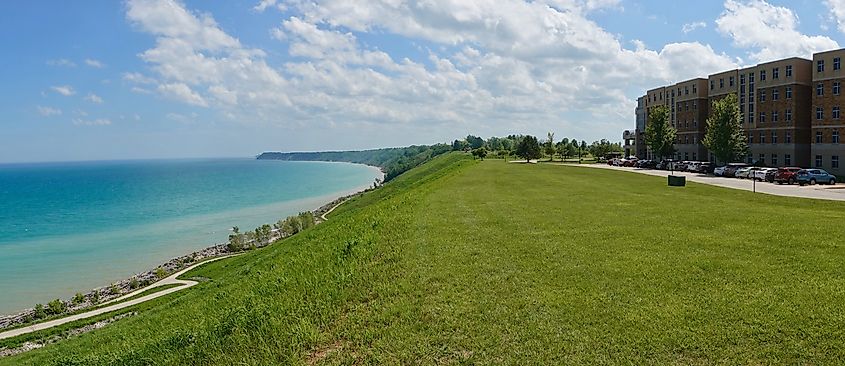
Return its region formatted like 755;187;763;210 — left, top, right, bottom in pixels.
130;278;140;289
48;299;67;315
33;304;47;319
155;268;167;279
72;293;85;305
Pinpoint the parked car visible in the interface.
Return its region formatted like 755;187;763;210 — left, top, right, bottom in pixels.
700;162;714;174
686;162;700;172
713;165;727;176
764;168;777;183
753;168;777;181
774;167;802;185
796;169;837;185
724;163;750;178
735;167;754;179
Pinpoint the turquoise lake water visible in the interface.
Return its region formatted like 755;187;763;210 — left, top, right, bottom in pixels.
0;158;381;315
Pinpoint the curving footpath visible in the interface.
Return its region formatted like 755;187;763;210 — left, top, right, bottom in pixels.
0;254;238;341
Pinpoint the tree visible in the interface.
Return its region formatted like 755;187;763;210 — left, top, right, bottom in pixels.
228;226;245;252
466;135;485;149
645;105;676;160
451;139;468;151
580;141;588;160
703;93;748;164
515;135;542;162
544;132;556;161
471;147;488;160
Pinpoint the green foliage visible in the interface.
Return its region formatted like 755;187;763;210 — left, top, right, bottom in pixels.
47;299;67;315
704;93;748;164
544;132;556;160
645;105;676;159
32;304;46;320
470;147;488;160
72;293;84;305
465;135;485;149
588;139;624;158
90;291;100;305
129;278;140;290
515;135;542;161
451;139;468;151
154;268;167;280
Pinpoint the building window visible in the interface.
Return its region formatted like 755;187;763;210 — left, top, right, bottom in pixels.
785;109;792;121
760;70;766;81
749;114;754;123
817;131;823;143
773;89;779;100
834;106;841;119
760;132;766;144
692;152;697;161
836;57;842;71
786;86;792;99
748;154;754;164
693;84;697;93
749;134;754;144
761;90;767;101
786;131;792;143
710;80;714;90
786;65;793;77
817;107;824;120
772;154;778;166
818;83;825;96
749;73;755;83
772;111;779;122
741;75;746;85
760;112;766;123
835;130;840;143
685;86;689;95
693;101;697;110
720;78;724;88
785;154;792;166
749;103;755;113
684;152;689;160
772;131;777;144
835;82;841;95
834;156;841;169
816;155;823;168
759;154;765;164
818;60;826;72
693;119;697;128
773;67;779;79
729;76;735;87
685;135;689;144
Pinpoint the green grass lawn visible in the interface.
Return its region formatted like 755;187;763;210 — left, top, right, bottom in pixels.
4;153;845;364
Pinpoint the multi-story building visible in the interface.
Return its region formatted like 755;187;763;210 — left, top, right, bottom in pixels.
623;96;648;158
672;78;709;161
812;49;845;175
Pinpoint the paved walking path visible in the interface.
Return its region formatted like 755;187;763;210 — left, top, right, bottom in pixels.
568;163;845;202
0;254;238;340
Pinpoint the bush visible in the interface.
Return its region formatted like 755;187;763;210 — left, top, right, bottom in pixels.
130;278;140;289
33;303;47;319
48;299;67;315
72;293;84;305
155;268;167;279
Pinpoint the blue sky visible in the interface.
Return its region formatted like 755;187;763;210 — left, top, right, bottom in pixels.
3;0;845;163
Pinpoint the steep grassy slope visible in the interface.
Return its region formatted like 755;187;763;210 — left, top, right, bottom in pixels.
6;156;845;364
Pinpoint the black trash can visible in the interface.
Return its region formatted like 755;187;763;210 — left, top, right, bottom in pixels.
668;175;686;187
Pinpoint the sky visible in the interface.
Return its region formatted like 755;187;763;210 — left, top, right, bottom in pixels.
4;0;845;163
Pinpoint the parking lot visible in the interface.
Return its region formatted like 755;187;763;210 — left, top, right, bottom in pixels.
576;164;845;202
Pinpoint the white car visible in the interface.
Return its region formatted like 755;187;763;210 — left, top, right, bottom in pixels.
714;166;727;176
753;168;777;181
735;167;757;179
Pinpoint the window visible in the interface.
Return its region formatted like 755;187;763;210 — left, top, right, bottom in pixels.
720;78;724;88
772;131;777;144
759;154;766;164
684;152;689;160
760;70;766;81
729;76;735;87
786;109;792;121
836;57;842;71
773;111;779;122
817;107;824;120
818;83;825;96
786;86;792;99
685;102;689;111
835;130;840;143
749;73;755;83
818;60;825;72
741;85;746;94
710;80;714;90
685;86;689;95
693;119;697;128
773;67;779;79
772;154;778;166
692;152;697;161
685;135;689;144
740;74;746;85
693;101;697;110
760;132;766;144
786;131;792;143
835;106;841;119
760;112;766;123
785;154;792;166
834;156;841;169
816;155;823;168
835;82;841;95
693;84;697;93
749;114;754;123
773;89;779;100
817;131;823;143
749;103;754;113
760;90;766;102
749;134;754;144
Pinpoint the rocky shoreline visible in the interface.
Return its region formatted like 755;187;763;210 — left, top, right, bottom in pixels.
0;185;378;332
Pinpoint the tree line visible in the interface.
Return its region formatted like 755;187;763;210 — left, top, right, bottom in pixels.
452;134;623;162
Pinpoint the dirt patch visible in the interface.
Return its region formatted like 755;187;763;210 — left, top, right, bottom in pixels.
306;340;344;366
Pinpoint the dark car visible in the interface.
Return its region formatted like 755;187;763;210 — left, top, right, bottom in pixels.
723;163;749;178
774;167;802;185
764;168;777;183
797;169;837;186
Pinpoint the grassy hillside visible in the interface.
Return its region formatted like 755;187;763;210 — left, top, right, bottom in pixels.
5;155;845;364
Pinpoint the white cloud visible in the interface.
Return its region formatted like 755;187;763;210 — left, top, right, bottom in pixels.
682;21;707;33
85;93;104;104
123;0;739;143
72;118;112;126
50;85;76;96
85;59;106;68
158;83;208;107
36;106;62;117
826;0;845;33
716;0;838;63
253;0;286;12
46;59;76;67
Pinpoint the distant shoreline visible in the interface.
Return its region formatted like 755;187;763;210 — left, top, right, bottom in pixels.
0;161;384;329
